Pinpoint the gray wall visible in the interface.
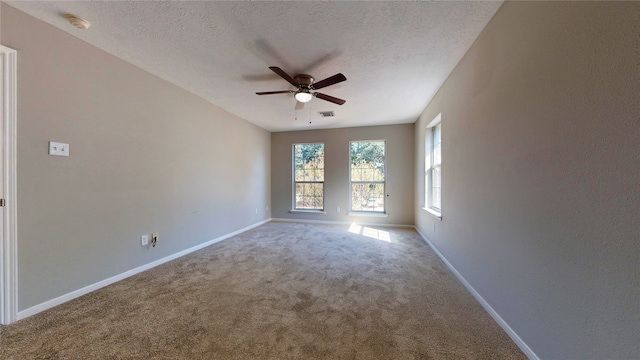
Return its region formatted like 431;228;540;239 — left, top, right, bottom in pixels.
414;2;639;359
272;124;414;225
1;3;271;311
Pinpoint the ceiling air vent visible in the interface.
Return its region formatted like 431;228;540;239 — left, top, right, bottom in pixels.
317;111;335;118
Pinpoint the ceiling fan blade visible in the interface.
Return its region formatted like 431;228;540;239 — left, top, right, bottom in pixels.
314;92;346;105
295;101;305;111
312;73;347;90
269;66;298;87
256;90;292;95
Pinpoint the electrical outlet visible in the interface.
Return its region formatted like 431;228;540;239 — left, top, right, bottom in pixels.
255;208;258;214
49;141;70;157
337;207;340;213
151;233;158;247
141;235;149;246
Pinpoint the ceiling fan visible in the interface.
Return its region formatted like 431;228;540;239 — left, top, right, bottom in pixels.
256;66;347;109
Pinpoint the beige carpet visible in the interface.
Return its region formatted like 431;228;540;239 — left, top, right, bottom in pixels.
0;222;526;359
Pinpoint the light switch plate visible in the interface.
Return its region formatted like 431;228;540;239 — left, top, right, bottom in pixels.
49;142;69;157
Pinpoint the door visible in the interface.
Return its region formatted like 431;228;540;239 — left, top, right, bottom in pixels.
1;45;17;325
0;46;6;324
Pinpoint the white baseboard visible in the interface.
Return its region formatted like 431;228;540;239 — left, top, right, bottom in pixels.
17;219;271;321
414;227;539;360
271;217;415;228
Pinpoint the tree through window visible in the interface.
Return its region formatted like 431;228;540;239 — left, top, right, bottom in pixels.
350;141;385;213
293;143;324;211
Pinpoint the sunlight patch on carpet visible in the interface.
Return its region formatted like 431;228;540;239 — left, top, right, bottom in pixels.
348;223;392;242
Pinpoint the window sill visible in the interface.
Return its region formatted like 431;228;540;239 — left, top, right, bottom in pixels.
347;211;388;218
422;207;442;221
289;210;326;215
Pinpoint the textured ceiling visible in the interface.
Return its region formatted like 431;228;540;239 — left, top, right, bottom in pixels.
6;1;502;132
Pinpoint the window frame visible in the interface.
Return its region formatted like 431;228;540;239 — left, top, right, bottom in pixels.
349;140;387;214
292;142;325;212
424;114;442;219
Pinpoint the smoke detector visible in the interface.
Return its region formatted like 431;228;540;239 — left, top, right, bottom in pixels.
317;111;335;118
65;14;90;30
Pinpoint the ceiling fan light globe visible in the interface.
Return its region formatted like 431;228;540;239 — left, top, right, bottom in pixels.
295;92;313;103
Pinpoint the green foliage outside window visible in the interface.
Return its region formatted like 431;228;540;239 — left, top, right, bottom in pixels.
293;143;324;210
350;141;385;212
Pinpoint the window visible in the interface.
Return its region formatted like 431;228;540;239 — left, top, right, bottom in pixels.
350;140;386;213
425;114;442;217
293;143;324;211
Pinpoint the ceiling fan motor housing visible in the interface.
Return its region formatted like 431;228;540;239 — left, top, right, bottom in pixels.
294;74;314;89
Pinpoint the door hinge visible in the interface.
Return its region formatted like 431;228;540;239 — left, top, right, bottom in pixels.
0;199;5;207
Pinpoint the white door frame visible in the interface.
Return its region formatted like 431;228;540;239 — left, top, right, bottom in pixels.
1;45;18;325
